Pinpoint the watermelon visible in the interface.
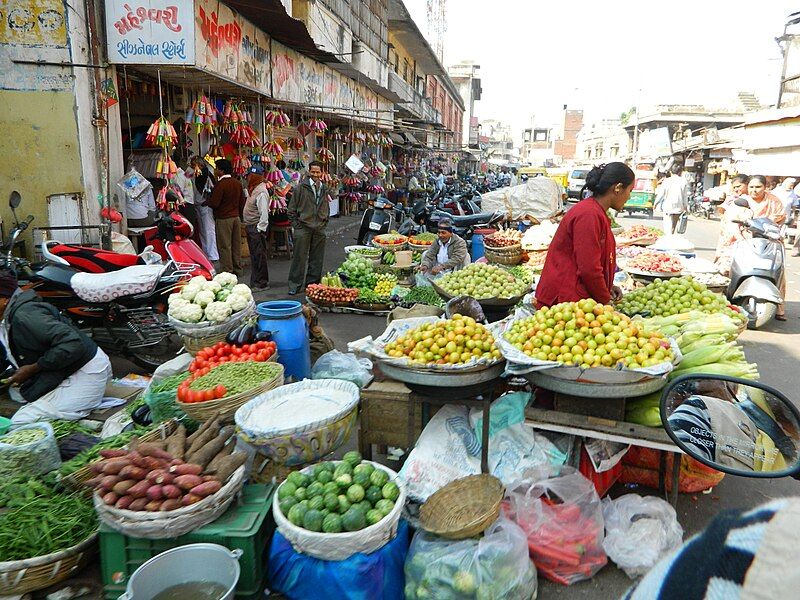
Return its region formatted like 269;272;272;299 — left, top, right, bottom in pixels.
320;508;329;517
320;461;336;472
370;469;389;488
287;503;307;526
312;464;328;479
323;482;339;496
316;470;333;485
323;492;339;512
365;509;383;526
365;485;383;505
337;495;351;514
353;463;375;478
342;450;362;468
333;462;353;478
322;513;343;533
279;495;298;514
307;482;325;497
308;495;325;511
354;500;372;515
342;507;366;531
346;484;365;503
382;482;400;502
352;472;371;488
277;482;297;500
335;474;352;489
286;471;310;488
294;487;307;501
375;499;394;517
303;509;324;532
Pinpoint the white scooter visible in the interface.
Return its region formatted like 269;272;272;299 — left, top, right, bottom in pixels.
726;198;785;329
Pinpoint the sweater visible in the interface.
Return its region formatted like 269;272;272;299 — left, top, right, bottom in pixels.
243;183;270;231
535;198;615;306
207;175;245;219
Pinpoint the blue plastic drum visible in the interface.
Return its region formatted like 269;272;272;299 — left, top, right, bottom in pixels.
256;301;311;381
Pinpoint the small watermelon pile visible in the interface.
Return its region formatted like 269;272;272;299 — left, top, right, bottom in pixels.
276;451;401;533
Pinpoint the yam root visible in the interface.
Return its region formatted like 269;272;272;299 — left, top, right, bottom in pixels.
186;432;231;470
165;424;187;461
169;463;202;476
136;443;174;461
186;420;220;457
205;443;234;474
186;414;220;448
212;452;248;483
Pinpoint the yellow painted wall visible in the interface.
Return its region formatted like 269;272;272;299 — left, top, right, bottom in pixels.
0;90;84;252
388;31;418;85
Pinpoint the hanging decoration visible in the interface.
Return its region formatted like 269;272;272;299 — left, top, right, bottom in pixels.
308;118;328;133
287;136;305;151
296;120;311;137
232;150;252;176
185;95;218;136
145;116;178;149
316;147;334;162
263;140;284;156
264;109;291;127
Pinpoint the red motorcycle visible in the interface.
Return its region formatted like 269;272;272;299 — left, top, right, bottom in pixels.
43;211;215;279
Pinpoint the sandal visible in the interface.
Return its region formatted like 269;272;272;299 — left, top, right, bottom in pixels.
776;314;787;321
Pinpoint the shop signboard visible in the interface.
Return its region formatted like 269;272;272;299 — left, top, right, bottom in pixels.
105;0;195;64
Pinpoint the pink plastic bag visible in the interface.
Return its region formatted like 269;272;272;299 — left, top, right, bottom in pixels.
503;465;607;585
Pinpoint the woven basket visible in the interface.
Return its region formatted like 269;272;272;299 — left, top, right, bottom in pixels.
484;243;523;266
61;420;178;490
172;301;256;356
419;474;504;539
0;532;97;595
93;466;246;539
408;241;433;252
176;361;284;423
372;237;408;251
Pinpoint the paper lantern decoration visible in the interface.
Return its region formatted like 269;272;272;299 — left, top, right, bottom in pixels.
232;153;252;176
230;123;260;147
287;136;305;150
316;147;334;162
343;176;360;187
296;121;311;137
266;168;283;184
308;118;328;133
146;116;178;149
263;140;284;156
185;95;218;135
264;109;291;127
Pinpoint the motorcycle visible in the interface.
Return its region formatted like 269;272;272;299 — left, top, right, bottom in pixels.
727;197;785;329
660;374;800;480
409;199;504;242
688;193;713;220
357;196;397;245
42;210;214;279
3;191;186;372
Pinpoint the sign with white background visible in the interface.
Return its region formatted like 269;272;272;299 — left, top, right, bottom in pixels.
105;0;195;64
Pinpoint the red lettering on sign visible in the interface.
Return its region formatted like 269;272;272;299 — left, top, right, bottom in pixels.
198;6;241;58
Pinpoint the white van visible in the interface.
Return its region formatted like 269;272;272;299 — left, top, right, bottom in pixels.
567;167;591;200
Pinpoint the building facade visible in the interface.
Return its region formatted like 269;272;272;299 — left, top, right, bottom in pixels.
552;107;583;163
448;62;482;149
575;119;631;163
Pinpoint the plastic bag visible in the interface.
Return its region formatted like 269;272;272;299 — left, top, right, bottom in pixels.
268;519;409;600
446;296;486;322
311;350;373;388
0;422;61;477
144;354;192;424
602;494;683;578
404;516;537;600
116;168;151;199
504;465;607;585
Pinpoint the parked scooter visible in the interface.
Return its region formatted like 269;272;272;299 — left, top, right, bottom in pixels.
726;197;785;329
357;196;397;245
3;192;185;371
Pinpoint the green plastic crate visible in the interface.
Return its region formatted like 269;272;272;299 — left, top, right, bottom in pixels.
101;483;275;600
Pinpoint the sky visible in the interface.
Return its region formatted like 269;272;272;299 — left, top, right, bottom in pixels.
406;0;797;143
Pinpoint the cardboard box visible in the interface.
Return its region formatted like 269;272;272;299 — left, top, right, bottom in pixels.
395;250;412;267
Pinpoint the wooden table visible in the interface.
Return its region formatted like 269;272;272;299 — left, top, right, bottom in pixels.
525;407;684;506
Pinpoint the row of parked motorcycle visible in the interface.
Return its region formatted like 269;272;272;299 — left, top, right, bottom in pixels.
3;191;210;371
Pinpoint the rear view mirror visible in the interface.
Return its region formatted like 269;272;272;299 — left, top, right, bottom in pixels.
8;191;20;209
661;375;800;477
734;197;749;208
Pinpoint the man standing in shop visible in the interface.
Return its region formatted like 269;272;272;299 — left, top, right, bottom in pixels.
207;158;245;276
287;161;330;295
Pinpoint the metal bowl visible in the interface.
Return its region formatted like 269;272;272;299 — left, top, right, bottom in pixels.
526;370;668;398
430;280;531;309
378;360;505;388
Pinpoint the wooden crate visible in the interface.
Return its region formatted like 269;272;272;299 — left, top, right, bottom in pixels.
358;379;438;459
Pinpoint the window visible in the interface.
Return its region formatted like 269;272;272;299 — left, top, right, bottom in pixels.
403;59;410;83
611;145;619;157
534;129;548;142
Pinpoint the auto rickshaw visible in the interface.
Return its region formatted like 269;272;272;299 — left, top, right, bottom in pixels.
623;170;656;217
518;166;548;179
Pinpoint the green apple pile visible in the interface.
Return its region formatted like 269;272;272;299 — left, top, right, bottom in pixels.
617;276;745;321
504;299;674;369
384;315;500;365
438;264;529;299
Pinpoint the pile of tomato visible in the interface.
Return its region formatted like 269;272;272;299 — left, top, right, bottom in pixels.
177;380;227;403
188;340;277;374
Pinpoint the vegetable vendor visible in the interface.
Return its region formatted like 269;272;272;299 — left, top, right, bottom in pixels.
0;270;112;424
418;218;469;275
535;162;635;307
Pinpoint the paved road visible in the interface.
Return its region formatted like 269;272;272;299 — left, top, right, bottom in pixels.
258;213;800;598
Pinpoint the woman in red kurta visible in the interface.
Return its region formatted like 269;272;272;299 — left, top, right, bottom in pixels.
536;162;635;307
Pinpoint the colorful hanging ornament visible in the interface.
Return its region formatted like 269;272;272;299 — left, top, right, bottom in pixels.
264;109;291;127
287;136;305;151
308;118;328;133
145;116;178;149
296;120;311;137
266;167;283;184
316;147;334;162
232;151;252;176
343;175;360;187
230;123;260;147
155;154;178;179
185;95;218;136
263;140;284;156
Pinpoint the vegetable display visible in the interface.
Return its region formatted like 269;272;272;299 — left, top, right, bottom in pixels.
1;428;45;446
347;246;382;258
504;300;674;369
384;315;500;365
168;274;253;324
0;475;97;561
306;284;360;305
188;340;277;373
398;285;445;308
438;263;529;299
616;277;746;322
372;234;407;247
339;256;377;290
0;424;61;478
179;361;283;403
59;429;147;476
408;232;436;246
320;273;345;288
372;273;396;297
84;416;247;512
625;250;683;274
617;225;660;240
484;229;522;248
276;452;400;533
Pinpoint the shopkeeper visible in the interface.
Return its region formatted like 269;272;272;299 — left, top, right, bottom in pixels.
536;162;635;307
419;218;469;274
0;270;112;424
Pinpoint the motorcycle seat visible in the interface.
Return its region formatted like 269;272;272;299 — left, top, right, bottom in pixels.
71;264;166;303
432;210;500;227
49;243;144;273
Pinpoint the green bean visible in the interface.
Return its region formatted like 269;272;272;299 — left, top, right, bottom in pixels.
188;362;282;396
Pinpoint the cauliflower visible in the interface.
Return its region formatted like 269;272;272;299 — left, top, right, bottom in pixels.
203;279;222;294
227;292;250;312
231;284;253;299
167;293;188;307
216;288;231;302
189;275;208;288
213;272;238;288
181;285;200;302
204;301;232;323
193;289;215;308
169;302;204;323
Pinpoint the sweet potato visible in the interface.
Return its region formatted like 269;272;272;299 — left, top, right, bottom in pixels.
115;495;135;510
90;462;105;474
160;498;182;511
189;480;222;497
174;474;204;491
205;442;234;474
100;448;128;459
202;475;219;483
146;485;164;501
128;497;149;511
162;484;182;499
84;475;104;489
186;417;220;456
166;424;187;461
101;459;131;475
112;480;138;495
103;491;119;506
127;480;151;499
137;443;174;461
118;465;148;481
186;413;220;447
181;494;202;506
169;463;203;476
212;452;248;483
145;500;163;511
99;475;122;491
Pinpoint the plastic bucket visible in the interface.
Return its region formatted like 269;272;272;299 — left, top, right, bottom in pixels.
120;543;242;600
471;227;496;262
256;301;311;381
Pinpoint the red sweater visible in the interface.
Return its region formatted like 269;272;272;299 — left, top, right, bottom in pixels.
535;198;616;306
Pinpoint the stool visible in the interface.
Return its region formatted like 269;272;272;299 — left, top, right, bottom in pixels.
268;224;293;259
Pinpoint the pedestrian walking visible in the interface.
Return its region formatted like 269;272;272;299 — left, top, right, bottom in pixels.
656;163;689;235
172;161;201;245
243;169;270;290
287;161;330;295
191;156;219;261
207;158;245;276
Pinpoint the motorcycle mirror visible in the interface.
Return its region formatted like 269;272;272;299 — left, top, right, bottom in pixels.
734;197;750;208
661;375;800;478
8;191;21;209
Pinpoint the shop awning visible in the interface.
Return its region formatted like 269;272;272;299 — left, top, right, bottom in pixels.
402;131;421;146
388;132;406;146
736;149;800;176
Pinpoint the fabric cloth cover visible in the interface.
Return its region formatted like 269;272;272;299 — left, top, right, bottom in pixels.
71;264;164;302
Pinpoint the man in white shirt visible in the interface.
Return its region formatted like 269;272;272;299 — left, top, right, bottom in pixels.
173;163;200;243
655;163;689;235
434;168;446;194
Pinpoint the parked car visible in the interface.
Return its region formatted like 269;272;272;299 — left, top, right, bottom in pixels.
567;167;591;199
